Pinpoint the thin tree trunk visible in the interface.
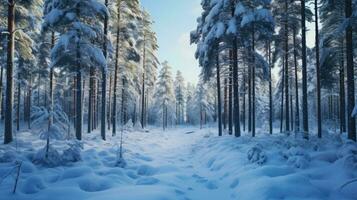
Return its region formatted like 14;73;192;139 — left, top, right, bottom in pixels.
228;52;233;135
112;6;121;135
27;75;32;129
284;0;290;133
223;78;228;130
100;0;109;141
280;60;285;133
268;41;273;134
75;4;82;140
252;28;256;137
16;74;20;132
216;52;223;137
141;35;146;129
0;67;3;121
293;28;300;132
233;38;241;137
340;39;346;133
345;0;355;141
301;0;309;138
315;0;322;138
4;0;15;144
107;74;112;130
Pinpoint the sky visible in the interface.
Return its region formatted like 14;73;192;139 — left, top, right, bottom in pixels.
141;0;316;85
141;0;202;85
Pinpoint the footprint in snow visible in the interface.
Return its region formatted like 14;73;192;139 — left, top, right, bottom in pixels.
136;177;159;185
205;180;218;190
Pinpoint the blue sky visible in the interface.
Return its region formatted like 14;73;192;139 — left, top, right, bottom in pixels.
141;0;202;85
141;1;316;85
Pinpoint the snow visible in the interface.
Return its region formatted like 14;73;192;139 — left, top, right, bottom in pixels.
0;127;356;200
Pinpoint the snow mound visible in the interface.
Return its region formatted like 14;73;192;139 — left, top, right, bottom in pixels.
247;145;267;165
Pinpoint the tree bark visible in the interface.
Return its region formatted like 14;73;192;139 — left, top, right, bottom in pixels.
268;41;273;134
233;38;241;137
345;0;356;141
100;0;109;141
252;29;256;137
228;52;233;135
216;52;223;136
293;28;300;132
284;0;290;133
340;39;346;133
4;0;15;144
141;34;146;129
315;0;322;138
301;0;309;138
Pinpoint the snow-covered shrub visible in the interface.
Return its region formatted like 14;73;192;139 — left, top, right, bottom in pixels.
338;142;357;170
33;146;62;167
124;119;134;131
31;104;70;140
0;150;18;163
247;145;267;165
62;141;83;163
283;146;311;169
33;141;83;167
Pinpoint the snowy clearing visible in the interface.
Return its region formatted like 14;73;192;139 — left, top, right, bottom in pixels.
1;127;356;200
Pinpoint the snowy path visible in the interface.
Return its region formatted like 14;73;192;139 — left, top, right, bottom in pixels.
1;127;357;200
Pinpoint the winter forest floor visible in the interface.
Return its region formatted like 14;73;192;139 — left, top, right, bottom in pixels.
0;126;357;200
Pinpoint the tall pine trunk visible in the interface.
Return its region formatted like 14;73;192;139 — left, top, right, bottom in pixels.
75;5;82;140
293;28;300;132
228;53;233;135
345;0;356;141
141;35;146;129
315;0;322;138
268;41;273;134
252;28;256;137
112;2;121;135
233;38;241;137
284;0;290;133
339;40;346;133
101;0;109;141
216;52;223;136
301;0;309;138
4;0;15;144
223;78;228;130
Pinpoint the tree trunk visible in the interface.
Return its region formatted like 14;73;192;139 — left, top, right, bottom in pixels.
223;78;228;130
141;35;146;129
216;52;223;137
16;74;20;132
4;0;15;144
315;0;322;138
233;38;241;137
100;0;109;141
252;29;256;137
340;39;346;133
301;0;309;138
345;0;356;141
0;67;3;121
228;52;233;135
112;3;121;135
75;4;82;140
107;74;112;130
268;41;273;134
88;68;94;133
293;28;300;132
280;59;285;133
284;0;290;133
27;75;32;129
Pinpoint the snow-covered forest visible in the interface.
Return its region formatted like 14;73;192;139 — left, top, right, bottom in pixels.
0;0;357;199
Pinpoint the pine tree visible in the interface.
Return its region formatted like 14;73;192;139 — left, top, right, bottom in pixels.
43;0;108;140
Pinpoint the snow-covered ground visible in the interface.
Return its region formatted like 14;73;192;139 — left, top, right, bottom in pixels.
1;126;357;200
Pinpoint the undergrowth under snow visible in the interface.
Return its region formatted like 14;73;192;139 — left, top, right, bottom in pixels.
0;127;356;200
